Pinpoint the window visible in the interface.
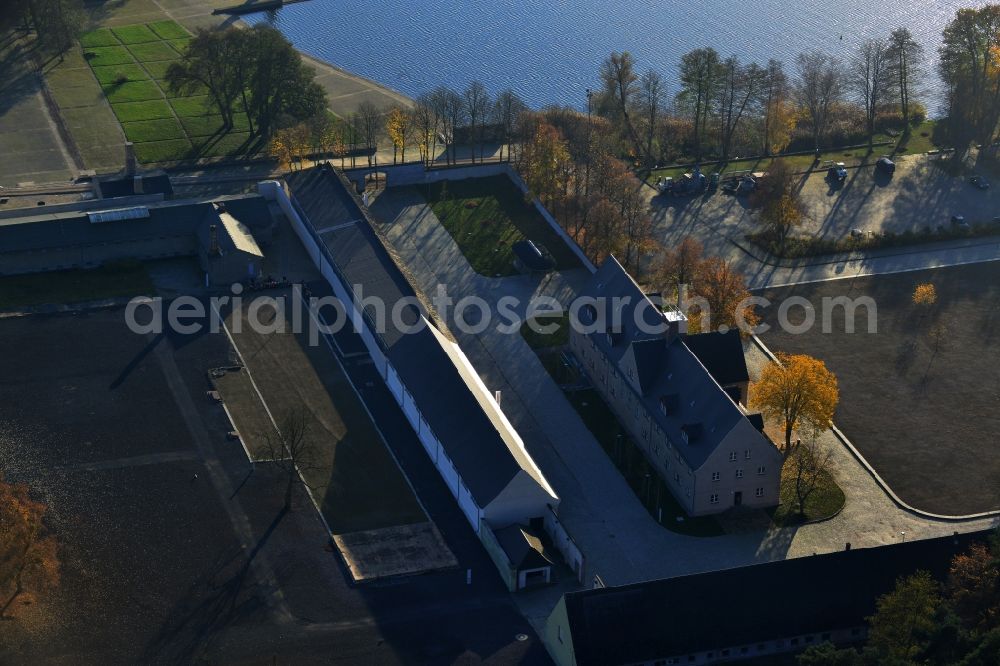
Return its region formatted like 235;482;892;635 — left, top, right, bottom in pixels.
745;449;752;460
735;469;743;479
710;493;719;504
729;452;737;462
712;471;720;482
755;487;764;497
757;465;766;475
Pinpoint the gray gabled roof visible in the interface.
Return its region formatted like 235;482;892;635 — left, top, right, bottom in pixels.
579;257;757;470
285;166;554;508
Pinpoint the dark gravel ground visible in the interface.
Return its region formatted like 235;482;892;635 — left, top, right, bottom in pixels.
757;261;1000;516
0;307;548;665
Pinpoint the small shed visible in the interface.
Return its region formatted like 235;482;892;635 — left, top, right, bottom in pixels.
494;524;554;590
197;202;264;286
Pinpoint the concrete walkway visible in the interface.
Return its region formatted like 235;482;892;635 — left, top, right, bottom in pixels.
368;187;999;595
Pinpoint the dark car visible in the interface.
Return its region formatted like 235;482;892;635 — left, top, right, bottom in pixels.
827;162;848;182
969;175;991;190
952;215;970;231
876;157;896;174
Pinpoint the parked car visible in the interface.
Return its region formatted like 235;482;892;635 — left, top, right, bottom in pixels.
876;157;896;174
969;175;991;190
656;176;674;194
951;215;970;231
827;162;848;182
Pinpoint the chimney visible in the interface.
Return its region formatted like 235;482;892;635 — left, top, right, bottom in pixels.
124;141;136;176
209;224;219;255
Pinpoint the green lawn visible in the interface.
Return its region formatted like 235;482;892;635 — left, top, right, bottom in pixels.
566;389;725;537
770;468;846;527
425;175;582;277
895;120;940;156
148;19;190;40
111;99;175;122
111;24;160;44
127;41;179;62
78;21;262;165
0;263;154;310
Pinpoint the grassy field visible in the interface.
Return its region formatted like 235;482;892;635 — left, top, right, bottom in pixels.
770;468;845;527
757;261;1000;516
0;262;154;310
224;292;427;534
78;20;261;164
425;176;582;277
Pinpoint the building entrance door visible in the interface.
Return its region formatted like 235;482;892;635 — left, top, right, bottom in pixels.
734;491;743;507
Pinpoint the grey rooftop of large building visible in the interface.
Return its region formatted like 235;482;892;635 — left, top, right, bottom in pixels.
577;257;752;471
284;166;549;507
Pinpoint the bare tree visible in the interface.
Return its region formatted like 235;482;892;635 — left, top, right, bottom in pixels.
786;440;834;518
493;89;527;162
599;51;644;160
886;27;924;128
678;47;722;162
355;101;383;172
851;38;892;149
795;51;844;153
463;80;491;163
717;56;765;161
638;70;663;166
437;87;466;165
264;408;319;511
413;93;440;166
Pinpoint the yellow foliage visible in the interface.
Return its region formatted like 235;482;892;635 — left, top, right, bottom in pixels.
752;353;839;454
912;283;937;307
0;474;59;617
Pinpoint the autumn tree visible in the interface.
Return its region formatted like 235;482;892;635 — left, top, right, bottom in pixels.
264;408;319;511
355;100;383;171
867;571;942;663
717;56;765;161
939;6;1000;146
638;69;664;166
519;120;571;208
948;540;1000;632
653;236;704;307
689;257;759;335
752;353;839;458
11;0;81;56
0;475;59;618
386;106;413;164
851;38;892;150
912;283;937;308
795;51;844;152
785;440;833;518
760;59;794;155
166;29;245;129
412;94;439;165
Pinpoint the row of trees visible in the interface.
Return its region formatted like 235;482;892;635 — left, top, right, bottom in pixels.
939;5;1000;148
166;25;327;138
596;28;926;166
800;533;1000;665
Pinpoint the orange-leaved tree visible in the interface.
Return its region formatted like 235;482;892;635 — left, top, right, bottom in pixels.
688;256;759;335
751;353;839;458
0;475;59;618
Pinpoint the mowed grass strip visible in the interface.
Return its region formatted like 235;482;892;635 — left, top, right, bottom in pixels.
167;38;191;55
82;45;135;67
169;95;214;117
111;24;160;44
79;28;119;48
123;118;187;143
143;60;177;81
148;20;190;40
128;41;181;63
112;99;175;122
192;132;254;158
133;138;193;163
91;64;150;86
100;80;164;103
180;113;250;137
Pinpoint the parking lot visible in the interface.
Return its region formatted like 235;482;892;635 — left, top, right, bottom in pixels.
648;153;999;262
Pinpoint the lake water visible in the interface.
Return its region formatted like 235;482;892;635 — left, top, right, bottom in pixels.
244;0;990;115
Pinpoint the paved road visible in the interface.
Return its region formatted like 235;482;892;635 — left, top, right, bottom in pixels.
368;186;999;601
